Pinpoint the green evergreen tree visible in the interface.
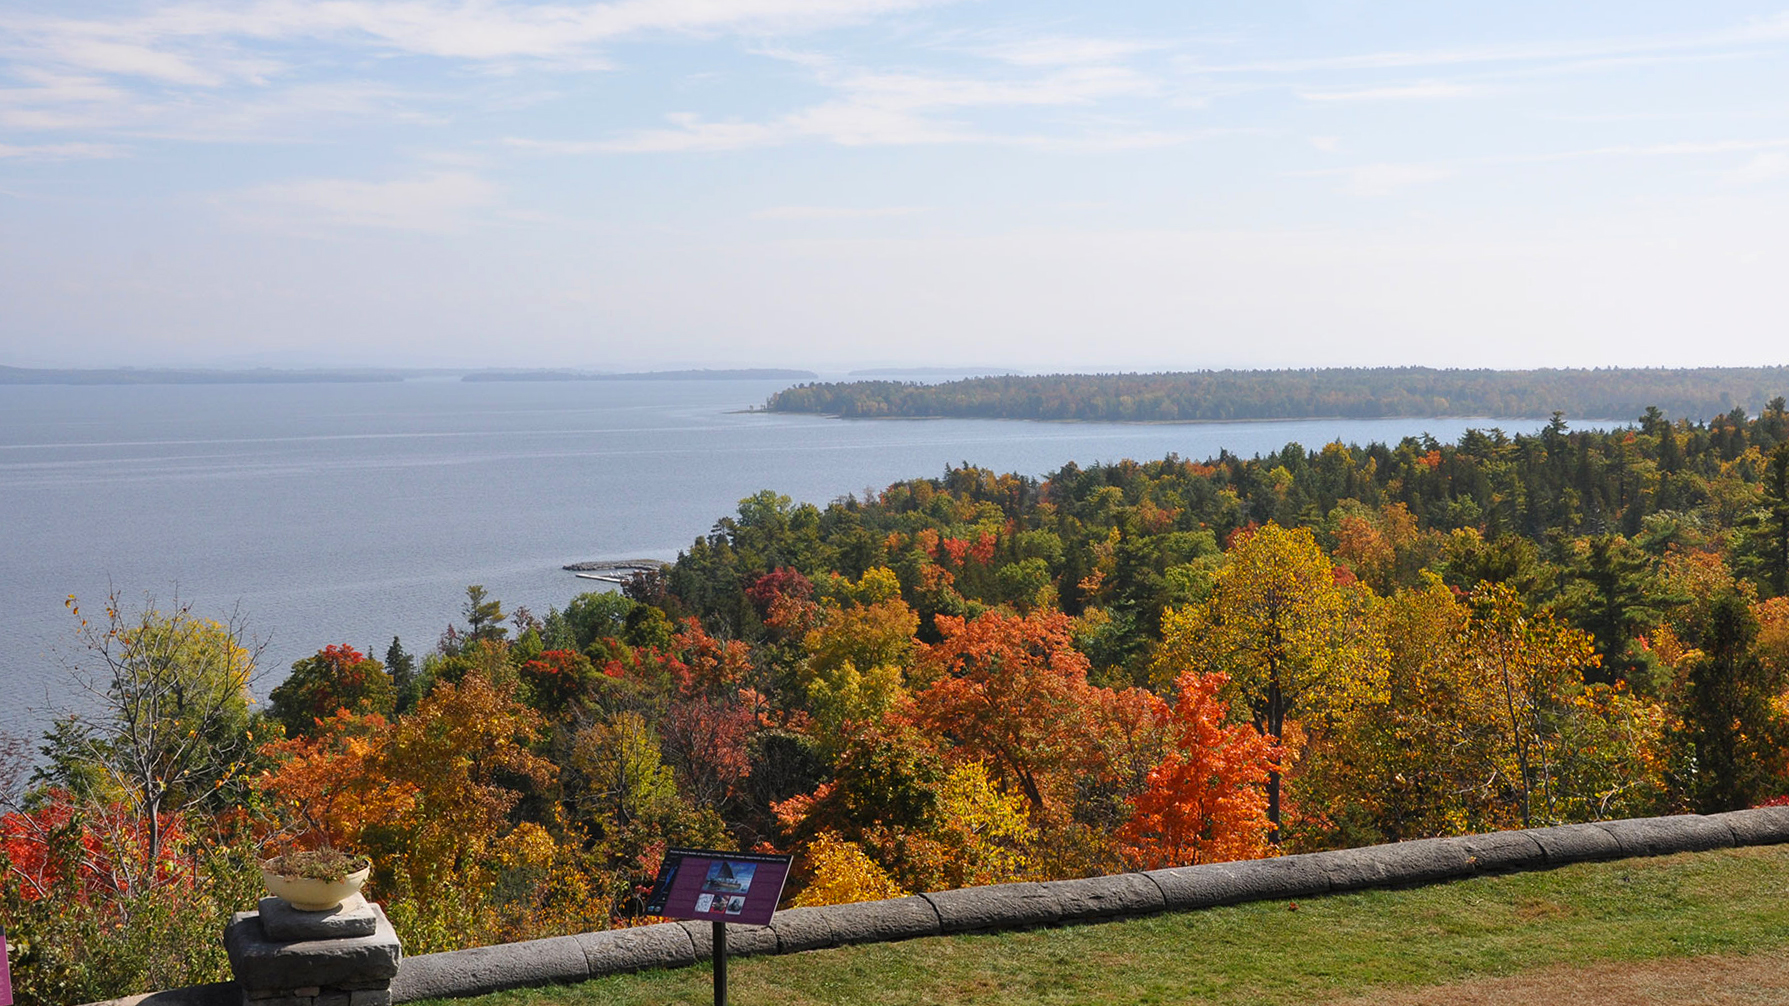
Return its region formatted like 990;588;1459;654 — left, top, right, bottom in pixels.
463;584;507;641
1737;444;1789;598
385;636;421;714
1686;594;1785;812
1564;535;1673;688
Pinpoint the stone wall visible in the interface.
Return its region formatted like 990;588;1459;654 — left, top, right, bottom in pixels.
84;808;1789;1006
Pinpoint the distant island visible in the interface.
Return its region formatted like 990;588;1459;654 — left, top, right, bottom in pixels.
464;368;818;382
766;366;1789;423
0;365;406;385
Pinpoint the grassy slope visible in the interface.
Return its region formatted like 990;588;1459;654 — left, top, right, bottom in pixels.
422;846;1789;1006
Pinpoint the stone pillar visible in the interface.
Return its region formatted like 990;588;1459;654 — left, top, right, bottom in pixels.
223;895;402;1006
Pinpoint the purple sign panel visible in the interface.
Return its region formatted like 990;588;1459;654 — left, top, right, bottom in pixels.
644;848;792;927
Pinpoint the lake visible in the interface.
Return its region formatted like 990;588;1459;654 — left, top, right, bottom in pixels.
0;378;1564;738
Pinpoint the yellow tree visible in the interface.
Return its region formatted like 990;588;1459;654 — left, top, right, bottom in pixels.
1461;583;1603;826
928;761;1035;887
1155;523;1384;835
59;593;259;884
792;832;906;907
801;596;919;752
377;670;558;945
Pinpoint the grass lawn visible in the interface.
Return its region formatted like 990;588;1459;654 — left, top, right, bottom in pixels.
418;846;1789;1006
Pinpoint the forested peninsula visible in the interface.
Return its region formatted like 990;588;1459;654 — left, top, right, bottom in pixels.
766;366;1789;422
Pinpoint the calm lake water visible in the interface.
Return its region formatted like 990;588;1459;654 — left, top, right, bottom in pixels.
0;378;1562;738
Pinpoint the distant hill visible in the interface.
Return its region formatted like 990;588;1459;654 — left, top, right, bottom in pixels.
0;365;405;385
766;366;1789;424
464;368;818;382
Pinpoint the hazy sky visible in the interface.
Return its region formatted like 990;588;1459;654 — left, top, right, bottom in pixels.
3;1;1788;371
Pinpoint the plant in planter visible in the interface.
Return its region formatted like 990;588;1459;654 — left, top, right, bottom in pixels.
261;848;373;911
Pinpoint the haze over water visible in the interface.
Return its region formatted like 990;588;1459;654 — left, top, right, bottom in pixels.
0;378;1561;738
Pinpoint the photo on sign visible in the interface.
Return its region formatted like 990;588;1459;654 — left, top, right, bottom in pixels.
725;895;746;915
701;860;756;896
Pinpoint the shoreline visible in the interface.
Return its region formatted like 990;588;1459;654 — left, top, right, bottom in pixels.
753;410;1622;428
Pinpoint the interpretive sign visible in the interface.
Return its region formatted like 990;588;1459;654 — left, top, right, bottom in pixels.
645;849;793;1006
643;848;792;927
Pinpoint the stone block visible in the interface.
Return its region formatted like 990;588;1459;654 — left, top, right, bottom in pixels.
573;923;698;979
290;989;321;999
923;881;1060;933
1041;873;1165;922
347;992;390;1006
259;897;379;942
768;905;837;953
385;935;585;1001
1457;829;1547;873
677;921;779;959
1710;806;1789;846
818;895;941;944
1319;838;1475;891
315;992;349;1006
225;905;401;992
1525;823;1623;865
1146;853;1332;910
1595;815;1734;858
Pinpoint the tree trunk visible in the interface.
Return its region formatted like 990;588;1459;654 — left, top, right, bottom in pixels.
1265;678;1284;843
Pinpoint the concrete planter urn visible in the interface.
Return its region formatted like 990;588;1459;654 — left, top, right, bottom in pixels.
261;851;372;911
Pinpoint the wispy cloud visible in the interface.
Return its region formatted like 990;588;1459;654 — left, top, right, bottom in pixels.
970;36;1166;68
0;0;963;141
751;204;926;220
0;141;128;160
1;0;958;72
224;171;498;233
1299;81;1492;102
1723;151;1789;185
1292;162;1453;197
572;58;1165;152
1181;15;1789;75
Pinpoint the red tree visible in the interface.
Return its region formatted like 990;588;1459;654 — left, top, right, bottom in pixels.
1117;671;1280;869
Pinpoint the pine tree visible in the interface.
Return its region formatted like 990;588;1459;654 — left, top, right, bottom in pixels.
1686;594;1785;812
1737;444;1789;598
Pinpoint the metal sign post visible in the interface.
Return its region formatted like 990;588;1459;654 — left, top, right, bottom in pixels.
642;848;792;1006
712;919;727;1006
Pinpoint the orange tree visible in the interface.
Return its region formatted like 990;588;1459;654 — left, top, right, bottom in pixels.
1155;523;1385;835
257;710;415;853
908;609;1099;819
1117;670;1279;869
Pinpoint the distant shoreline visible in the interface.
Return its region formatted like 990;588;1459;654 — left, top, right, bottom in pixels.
766;366;1789;426
465;368;817;382
0;364;821;386
747;410;1617;427
0;365;410;386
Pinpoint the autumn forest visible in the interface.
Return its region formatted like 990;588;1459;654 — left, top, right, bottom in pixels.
7;402;1789;1004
